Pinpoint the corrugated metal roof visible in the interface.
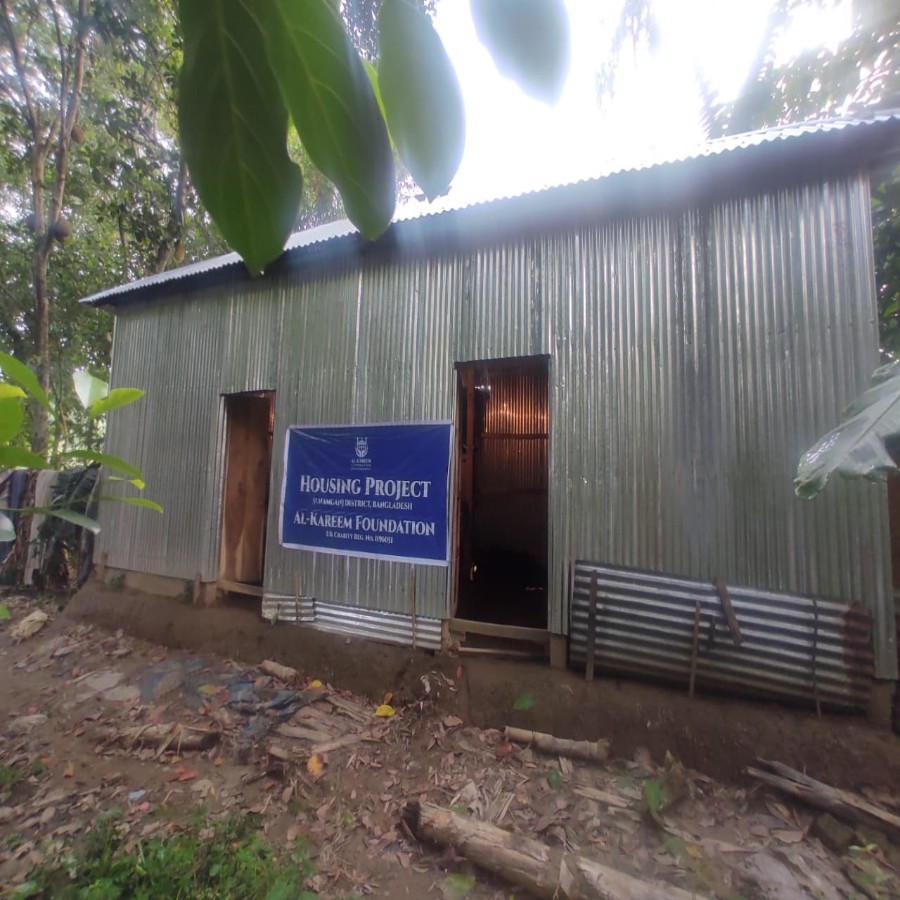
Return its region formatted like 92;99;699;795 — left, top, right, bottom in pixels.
81;111;900;308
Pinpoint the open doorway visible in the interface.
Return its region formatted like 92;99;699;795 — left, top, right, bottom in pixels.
455;356;549;630
219;391;274;595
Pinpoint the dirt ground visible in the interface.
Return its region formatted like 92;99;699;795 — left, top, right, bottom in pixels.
0;585;897;898
73;584;900;790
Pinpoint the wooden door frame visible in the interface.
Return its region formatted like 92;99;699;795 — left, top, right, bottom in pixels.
218;390;275;595
450;355;551;631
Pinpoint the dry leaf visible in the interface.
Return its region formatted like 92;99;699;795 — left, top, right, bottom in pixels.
62;761;74;778
382;691;393;705
495;741;514;760
772;829;805;844
307;754;325;779
765;799;794;824
171;766;198;782
12;610;49;641
443;716;463;729
375;704;395;718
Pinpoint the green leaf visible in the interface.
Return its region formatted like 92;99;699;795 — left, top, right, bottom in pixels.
362;60;389;141
0;384;26;400
107;475;146;491
178;0;303;274
470;0;571;103
89;388;145;418
98;496;164;513
512;692;534;711
0;512;14;543
440;873;475;900
664;835;685;859
0;602;10;620
641;777;666;826
0;352;50;412
796;361;900;498
73;370;109;409
0;446;48;470
378;0;465;201
546;767;562;790
31;508;101;534
0;398;24;443
59;449;142;479
261;0;395;239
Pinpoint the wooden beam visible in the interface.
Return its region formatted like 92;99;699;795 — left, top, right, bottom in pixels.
586;572;597;682
218;578;264;598
688;600;701;699
449;617;550;645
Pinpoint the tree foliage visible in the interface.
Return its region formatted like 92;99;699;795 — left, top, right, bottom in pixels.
175;0;571;273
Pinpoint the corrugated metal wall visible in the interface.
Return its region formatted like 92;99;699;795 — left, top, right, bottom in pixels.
98;172;896;677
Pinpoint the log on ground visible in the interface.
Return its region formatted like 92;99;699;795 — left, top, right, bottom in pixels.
109;723;219;752
505;726;610;763
403;801;704;900
260;659;300;683
747;759;900;842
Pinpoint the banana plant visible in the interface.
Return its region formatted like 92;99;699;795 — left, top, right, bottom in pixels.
795;361;900;498
0;352;161;544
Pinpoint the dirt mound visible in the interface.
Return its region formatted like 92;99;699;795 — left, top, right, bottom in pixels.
68;583;900;790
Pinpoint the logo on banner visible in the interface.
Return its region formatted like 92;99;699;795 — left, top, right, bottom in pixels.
351;436;371;470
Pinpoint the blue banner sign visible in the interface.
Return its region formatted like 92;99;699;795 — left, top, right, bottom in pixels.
279;423;452;565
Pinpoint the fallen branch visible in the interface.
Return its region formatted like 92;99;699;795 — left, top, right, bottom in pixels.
747;759;900;842
108;723;219;753
505;727;610;764
403;801;704;900
275;723;333;744
260;659;300;683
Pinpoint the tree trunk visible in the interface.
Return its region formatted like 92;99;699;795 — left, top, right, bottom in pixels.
30;248;50;454
403;802;704;900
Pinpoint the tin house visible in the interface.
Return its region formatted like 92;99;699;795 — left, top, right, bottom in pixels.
83;114;900;713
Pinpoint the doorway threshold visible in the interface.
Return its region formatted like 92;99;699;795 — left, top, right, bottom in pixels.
218;578;264;598
449;618;549;659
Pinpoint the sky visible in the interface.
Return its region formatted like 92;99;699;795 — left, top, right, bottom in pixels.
408;0;853;211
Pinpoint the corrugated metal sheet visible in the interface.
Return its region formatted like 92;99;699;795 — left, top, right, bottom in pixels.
569;561;873;710
97;172;896;676
81;112;900;309
548;174;895;676
261;596;442;649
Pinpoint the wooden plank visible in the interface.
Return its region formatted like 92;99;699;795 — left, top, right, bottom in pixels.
688;600;701;699
409;565;417;652
220;393;272;584
449;618;550;645
275;723;334;744
295;705;352;732
585;573;597;682
218;578;264;598
326;694;371;722
714;578;742;645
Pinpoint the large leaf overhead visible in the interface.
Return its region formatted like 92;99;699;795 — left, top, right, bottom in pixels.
378;0;465;201
262;0;395;239
795;361;900;498
177;0;302;274
470;0;571;104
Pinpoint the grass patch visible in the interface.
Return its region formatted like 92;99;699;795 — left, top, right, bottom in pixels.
16;812;317;899
0;764;25;791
